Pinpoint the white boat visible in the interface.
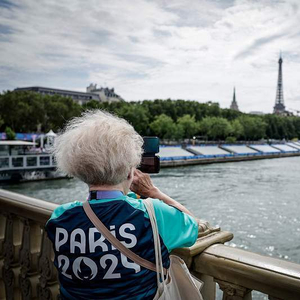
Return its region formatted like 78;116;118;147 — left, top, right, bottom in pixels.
0;140;65;182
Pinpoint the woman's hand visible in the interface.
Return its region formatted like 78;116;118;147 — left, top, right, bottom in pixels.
130;169;159;198
131;170;194;217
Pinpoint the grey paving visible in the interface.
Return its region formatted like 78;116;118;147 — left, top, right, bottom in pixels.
187;146;230;155
271;144;299;152
222;145;258;154
159;147;194;158
250;145;281;153
287;142;300;150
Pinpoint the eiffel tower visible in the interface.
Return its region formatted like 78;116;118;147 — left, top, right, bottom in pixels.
273;54;286;114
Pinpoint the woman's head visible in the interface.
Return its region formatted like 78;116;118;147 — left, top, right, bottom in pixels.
53;110;143;186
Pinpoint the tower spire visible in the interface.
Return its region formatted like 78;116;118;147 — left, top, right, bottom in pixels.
230;87;239;111
273;53;285;114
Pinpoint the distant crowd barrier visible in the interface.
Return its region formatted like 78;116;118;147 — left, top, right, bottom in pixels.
1;189;300;299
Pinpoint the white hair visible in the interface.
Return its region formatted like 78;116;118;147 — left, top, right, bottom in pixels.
53;110;143;185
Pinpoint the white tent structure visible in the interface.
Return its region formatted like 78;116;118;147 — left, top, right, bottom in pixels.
45;130;57;149
46;130;57;137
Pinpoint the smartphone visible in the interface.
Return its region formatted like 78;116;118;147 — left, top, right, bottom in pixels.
139;137;160;173
139;156;160;173
143;137;159;154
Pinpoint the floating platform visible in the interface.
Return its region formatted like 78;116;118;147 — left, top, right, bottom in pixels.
159;143;300;168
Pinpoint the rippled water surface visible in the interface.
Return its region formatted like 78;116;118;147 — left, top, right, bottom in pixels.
2;157;300;298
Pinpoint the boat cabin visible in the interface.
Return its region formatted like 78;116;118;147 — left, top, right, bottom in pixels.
0;140;37;156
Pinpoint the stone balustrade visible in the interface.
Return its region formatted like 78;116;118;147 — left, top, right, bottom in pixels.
1;189;300;300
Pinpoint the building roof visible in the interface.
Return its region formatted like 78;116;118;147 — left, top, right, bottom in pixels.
15;86;97;97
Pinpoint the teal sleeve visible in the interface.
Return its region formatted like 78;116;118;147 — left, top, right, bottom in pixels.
127;192;138;199
151;198;198;252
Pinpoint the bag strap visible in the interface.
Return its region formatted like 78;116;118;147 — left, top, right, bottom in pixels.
144;198;166;285
82;201;167;274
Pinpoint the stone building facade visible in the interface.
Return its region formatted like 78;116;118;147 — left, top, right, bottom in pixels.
15;84;124;105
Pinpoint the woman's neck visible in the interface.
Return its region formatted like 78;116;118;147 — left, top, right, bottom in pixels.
89;182;127;194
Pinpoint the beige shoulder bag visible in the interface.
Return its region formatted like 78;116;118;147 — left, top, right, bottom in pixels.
83;199;203;300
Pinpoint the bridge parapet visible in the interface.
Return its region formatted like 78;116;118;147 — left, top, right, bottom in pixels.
0;189;58;300
1;189;300;300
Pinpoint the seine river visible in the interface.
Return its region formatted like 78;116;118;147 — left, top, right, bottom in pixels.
1;157;300;298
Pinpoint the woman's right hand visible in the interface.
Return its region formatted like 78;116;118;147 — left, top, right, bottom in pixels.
130;169;160;198
131;170;194;217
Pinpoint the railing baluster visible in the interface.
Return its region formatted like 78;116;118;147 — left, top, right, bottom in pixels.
19;218;42;300
0;214;6;257
3;214;23;300
194;272;216;300
37;227;59;300
0;214;6;300
0;260;5;300
216;280;252;300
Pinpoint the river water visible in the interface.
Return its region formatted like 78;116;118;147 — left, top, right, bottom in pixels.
1;157;300;298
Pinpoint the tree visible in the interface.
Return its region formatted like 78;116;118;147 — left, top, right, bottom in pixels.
292;117;300;139
0;91;46;132
238;115;266;140
2;89;300;141
116;104;150;135
231;119;244;139
5;127;16;140
225;136;237;143
222;108;241;121
82;100;102;110
149;114;179;140
199;117;232;140
177;115;198;138
207;103;221;117
43;95;81;131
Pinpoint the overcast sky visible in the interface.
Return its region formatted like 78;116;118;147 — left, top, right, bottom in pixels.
1;0;300;113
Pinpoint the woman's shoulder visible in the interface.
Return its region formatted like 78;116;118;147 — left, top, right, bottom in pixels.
124;193;149;217
47;201;83;224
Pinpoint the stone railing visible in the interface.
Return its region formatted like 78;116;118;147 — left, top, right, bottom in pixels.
0;189;58;300
1;189;300;300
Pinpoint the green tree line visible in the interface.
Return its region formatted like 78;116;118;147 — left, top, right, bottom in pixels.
1;90;300;141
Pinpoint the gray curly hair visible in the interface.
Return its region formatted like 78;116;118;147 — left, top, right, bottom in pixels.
53;110;143;185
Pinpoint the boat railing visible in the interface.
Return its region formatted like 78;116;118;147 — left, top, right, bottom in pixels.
0;154;55;171
1;189;300;300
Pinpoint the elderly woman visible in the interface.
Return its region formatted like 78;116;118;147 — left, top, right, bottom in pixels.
46;110;198;300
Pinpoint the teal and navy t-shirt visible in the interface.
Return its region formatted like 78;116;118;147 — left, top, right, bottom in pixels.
46;191;198;300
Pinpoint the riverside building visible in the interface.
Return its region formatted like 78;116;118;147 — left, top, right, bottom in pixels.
14;84;124;105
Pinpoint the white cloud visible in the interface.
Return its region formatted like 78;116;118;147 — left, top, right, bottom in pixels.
0;0;300;113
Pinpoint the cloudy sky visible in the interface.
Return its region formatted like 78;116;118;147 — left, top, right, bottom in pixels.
1;0;300;113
